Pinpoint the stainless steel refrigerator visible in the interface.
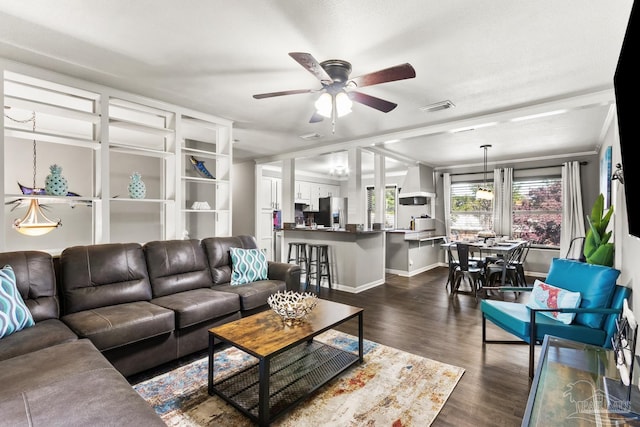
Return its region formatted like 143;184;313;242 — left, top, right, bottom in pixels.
317;197;348;228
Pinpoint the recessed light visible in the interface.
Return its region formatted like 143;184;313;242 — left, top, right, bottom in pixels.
419;100;455;112
384;139;400;144
450;122;498;133
299;132;322;140
510;109;568;122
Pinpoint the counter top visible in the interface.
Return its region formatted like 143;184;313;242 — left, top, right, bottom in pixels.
386;229;436;234
284;227;383;234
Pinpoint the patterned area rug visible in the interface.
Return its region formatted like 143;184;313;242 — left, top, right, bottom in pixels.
133;330;464;426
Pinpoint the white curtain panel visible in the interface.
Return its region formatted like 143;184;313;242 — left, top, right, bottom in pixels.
443;173;451;240
493;168;513;236
560;161;585;259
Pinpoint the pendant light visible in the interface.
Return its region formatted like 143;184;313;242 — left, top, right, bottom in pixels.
476;144;494;200
8;111;62;236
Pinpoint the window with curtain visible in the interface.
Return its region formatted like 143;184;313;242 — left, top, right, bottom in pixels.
448;173;561;248
449;182;493;240
366;185;397;229
512;176;562;247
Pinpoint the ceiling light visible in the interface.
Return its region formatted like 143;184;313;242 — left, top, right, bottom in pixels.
450;122;498;133
314;92;333;118
475;144;494;201
510;109;568;122
419;100;455;112
384;139;400;144
335;91;352;117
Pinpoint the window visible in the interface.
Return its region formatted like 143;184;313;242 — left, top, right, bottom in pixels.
448;172;562;248
449;182;493;240
366;185;397;229
512;177;561;247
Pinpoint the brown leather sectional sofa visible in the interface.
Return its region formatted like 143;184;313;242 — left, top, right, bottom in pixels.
0;235;301;426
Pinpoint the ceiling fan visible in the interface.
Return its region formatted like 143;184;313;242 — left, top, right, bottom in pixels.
253;52;416;127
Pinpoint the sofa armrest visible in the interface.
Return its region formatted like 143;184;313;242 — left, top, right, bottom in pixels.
268;262;301;292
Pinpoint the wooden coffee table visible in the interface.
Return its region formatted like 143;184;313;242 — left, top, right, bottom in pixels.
208;299;363;426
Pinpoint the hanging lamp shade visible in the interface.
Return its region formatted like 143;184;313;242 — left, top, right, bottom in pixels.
14;199;62;236
476;144;494;200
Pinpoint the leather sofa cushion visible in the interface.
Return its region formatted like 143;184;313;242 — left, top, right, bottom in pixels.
0;319;77;362
60;243;152;314
62;301;174;351
144;239;214;297
214;279;286;311
151;288;240;328
0;339;164;426
201;235;259;285
0;251;59;321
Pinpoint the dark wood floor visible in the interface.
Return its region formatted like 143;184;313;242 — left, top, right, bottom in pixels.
129;267;534;426
320;267;534;427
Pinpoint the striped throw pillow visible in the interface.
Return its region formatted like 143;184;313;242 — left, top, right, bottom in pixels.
1;265;35;339
230;248;268;286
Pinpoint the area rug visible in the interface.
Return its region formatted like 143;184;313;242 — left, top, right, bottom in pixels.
133;330;464;426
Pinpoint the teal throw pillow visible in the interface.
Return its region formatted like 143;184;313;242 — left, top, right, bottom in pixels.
526;279;582;325
230;248;268;286
545;258;620;329
1;265;35;339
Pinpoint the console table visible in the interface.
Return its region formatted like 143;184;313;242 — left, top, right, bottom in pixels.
523;335;640;426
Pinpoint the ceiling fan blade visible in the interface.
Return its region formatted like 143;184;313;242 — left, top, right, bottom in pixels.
253;89;315;99
349;63;416;88
309;112;324;123
289;52;333;84
349;91;397;113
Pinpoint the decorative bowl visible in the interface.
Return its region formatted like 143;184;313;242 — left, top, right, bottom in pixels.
267;291;318;324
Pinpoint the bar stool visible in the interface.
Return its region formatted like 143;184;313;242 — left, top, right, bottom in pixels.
307;244;331;293
287;242;309;289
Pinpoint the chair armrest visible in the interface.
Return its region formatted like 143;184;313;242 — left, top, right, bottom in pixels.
268;261;302;292
529;307;621;315
483;286;533;292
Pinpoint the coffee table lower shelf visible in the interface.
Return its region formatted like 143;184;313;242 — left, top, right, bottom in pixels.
211;340;359;424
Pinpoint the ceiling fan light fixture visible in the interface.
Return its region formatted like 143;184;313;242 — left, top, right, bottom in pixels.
335;91;352;117
314;92;333;118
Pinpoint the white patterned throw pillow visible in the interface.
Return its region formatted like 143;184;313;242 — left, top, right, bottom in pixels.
230;248;268;286
526;279;582;325
1;265;35;339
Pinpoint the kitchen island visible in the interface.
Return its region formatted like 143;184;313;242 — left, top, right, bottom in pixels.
282;228;385;293
386;230;445;277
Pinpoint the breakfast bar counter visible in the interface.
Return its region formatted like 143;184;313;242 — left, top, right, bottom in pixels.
282;228;385;293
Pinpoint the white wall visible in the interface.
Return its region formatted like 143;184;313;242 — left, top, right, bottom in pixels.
231;161;255;237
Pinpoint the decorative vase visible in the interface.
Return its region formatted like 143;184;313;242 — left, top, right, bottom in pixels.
128;172;146;199
44;164;68;196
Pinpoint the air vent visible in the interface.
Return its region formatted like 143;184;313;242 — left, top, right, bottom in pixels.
419;100;455;113
299;132;322;140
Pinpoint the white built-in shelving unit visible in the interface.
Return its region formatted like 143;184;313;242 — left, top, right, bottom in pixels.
1;60;232;253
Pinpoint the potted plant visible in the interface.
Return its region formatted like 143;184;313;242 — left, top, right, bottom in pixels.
583;193;614;267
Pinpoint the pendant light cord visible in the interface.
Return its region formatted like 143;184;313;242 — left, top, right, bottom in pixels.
4;111;37;188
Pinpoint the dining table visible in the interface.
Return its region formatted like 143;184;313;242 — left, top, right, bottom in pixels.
441;239;528;287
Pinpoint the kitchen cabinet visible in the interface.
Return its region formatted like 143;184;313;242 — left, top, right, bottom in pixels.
261;177;281;210
295;180;311;204
257;209;274;261
308;183;340;211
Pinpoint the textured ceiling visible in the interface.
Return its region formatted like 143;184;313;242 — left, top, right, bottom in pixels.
0;1;633;175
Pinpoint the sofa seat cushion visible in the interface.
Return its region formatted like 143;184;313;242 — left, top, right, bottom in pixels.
481;299;607;346
214;279;286;311
62;301;174;351
0;339;164;426
0;318;77;362
151;288;240;329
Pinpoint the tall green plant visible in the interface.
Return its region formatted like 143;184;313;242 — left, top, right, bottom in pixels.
583;193;614;267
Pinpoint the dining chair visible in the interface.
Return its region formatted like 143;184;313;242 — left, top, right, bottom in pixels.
452;243;484;300
445;243;460;294
511;240;531;287
484;244;524;288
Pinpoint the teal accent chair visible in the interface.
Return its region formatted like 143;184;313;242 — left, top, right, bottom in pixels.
481;258;629;379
